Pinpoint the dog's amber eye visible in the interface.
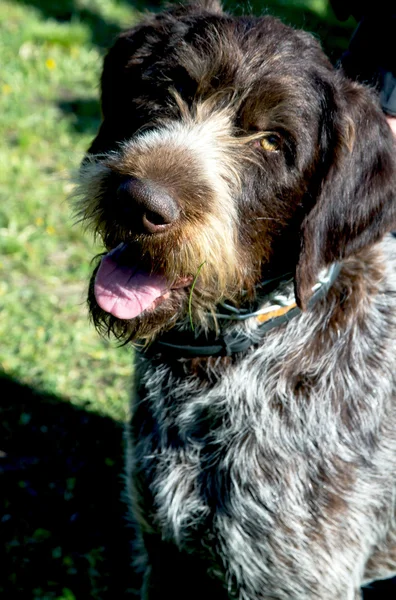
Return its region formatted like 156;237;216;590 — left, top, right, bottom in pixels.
260;133;281;152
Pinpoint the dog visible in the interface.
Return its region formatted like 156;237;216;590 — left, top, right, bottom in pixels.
76;1;396;598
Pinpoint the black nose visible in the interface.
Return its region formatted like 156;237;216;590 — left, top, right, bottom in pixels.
116;177;180;233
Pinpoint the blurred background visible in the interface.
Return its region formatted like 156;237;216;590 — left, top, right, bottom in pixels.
0;1;393;598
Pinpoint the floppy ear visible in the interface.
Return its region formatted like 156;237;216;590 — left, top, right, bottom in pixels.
295;76;396;308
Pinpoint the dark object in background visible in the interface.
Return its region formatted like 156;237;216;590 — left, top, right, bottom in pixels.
330;0;396;116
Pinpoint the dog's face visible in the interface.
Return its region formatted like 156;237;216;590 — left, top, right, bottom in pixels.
77;0;396;343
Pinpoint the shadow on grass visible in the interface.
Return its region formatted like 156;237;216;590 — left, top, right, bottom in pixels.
13;0;121;49
58;97;102;136
0;372;139;599
12;0;160;49
1;374;395;599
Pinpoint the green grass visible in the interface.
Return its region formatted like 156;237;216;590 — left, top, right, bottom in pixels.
0;0;140;421
0;1;354;422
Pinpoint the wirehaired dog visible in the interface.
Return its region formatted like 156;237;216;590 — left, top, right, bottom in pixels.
76;1;396;598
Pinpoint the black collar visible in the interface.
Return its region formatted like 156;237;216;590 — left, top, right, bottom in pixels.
144;264;341;359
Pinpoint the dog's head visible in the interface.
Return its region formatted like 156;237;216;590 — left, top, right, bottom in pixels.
76;0;396;344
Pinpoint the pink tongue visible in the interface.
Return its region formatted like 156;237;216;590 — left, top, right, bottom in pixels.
94;247;169;320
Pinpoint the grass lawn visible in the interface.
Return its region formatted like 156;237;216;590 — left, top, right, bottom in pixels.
0;0;139;422
6;1;393;599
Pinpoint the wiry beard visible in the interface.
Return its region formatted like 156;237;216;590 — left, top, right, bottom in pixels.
87;253;255;346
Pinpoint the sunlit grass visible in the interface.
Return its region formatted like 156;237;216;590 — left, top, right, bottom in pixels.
0;0;140;421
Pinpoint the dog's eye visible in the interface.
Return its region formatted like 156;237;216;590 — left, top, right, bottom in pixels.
260;133;281;152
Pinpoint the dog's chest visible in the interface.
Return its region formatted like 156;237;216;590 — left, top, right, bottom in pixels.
135;347;383;547
132;292;396;556
134;358;269;534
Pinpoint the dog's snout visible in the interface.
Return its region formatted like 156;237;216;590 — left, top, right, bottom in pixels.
117;177;180;233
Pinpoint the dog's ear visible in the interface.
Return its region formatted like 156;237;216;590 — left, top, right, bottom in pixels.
295;76;396;308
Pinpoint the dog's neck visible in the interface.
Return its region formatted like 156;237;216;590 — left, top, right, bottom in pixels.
145;263;341;359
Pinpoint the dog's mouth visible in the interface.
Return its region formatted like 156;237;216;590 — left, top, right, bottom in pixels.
94;243;193;319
